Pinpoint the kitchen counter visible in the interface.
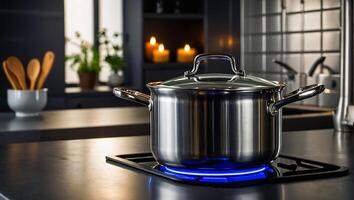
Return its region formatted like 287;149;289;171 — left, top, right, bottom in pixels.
0;105;333;144
0;129;352;199
0;107;149;144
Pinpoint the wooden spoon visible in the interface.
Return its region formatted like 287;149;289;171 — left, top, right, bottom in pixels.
6;56;27;90
37;51;55;89
27;58;41;90
2;61;21;90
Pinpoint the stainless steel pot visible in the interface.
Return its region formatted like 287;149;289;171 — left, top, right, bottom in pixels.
114;54;324;168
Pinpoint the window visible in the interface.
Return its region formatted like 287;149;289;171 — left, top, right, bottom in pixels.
64;0;123;84
99;0;123;82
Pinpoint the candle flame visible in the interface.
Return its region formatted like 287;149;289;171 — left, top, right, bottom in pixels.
158;44;164;52
150;36;156;45
184;44;190;52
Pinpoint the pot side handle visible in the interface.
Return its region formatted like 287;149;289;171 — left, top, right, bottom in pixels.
113;88;151;106
269;84;325;115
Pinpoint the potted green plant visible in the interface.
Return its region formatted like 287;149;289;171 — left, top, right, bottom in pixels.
65;32;100;90
99;29;125;87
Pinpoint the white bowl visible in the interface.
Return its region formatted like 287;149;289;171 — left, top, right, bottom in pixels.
7;89;48;117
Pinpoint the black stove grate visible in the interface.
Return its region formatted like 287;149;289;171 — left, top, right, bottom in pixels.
106;153;349;187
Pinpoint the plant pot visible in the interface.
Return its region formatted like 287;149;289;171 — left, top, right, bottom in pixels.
108;70;124;87
78;72;97;90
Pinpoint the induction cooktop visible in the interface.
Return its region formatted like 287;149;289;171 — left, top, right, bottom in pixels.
106;153;349;187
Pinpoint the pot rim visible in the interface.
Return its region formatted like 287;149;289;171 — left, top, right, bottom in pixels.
147;80;286;93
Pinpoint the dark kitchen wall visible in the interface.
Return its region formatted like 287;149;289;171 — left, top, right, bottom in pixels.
0;0;65;103
205;0;241;74
123;0;143;88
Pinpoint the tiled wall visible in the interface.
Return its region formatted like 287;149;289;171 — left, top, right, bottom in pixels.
241;0;341;102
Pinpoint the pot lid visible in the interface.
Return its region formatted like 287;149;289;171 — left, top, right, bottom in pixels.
149;54;284;91
154;73;281;91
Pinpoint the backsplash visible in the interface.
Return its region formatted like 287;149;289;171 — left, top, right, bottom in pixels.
241;0;341;105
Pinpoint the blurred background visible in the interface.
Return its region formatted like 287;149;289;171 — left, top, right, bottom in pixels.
0;0;340;110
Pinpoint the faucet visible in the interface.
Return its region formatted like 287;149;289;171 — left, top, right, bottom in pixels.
334;0;354;132
272;59;298;81
273;56;326;84
307;56;333;77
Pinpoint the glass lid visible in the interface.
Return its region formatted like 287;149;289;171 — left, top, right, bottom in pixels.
149;54;283;91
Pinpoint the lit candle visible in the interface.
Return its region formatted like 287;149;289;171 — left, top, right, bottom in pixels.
145;36;159;61
153;44;170;63
177;44;196;63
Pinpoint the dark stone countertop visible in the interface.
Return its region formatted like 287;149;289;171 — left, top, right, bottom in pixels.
0;129;353;200
0;107;149;144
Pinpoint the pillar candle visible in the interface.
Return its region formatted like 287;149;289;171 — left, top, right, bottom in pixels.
177;44;196;63
145;36;159;61
153;44;170;63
